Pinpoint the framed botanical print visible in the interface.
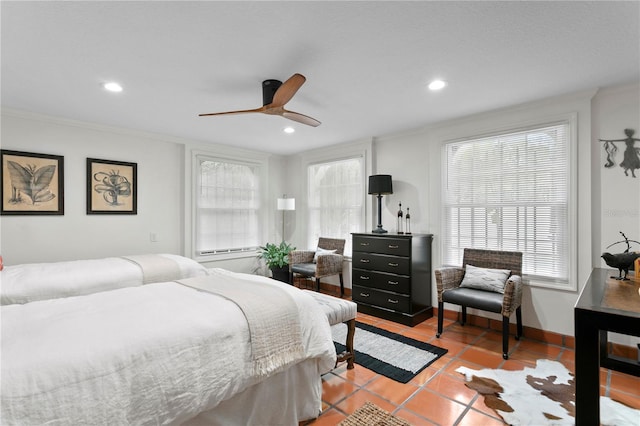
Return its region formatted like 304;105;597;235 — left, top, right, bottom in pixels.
1;150;64;215
87;158;137;215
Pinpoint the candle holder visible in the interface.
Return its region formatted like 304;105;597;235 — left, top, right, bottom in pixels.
397;202;404;234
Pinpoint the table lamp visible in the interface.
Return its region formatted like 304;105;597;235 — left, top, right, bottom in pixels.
368;175;393;233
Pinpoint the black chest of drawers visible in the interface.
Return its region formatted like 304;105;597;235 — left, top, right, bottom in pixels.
351;233;433;326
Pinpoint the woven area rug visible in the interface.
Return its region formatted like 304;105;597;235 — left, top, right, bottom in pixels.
456;359;640;425
332;321;448;383
338;402;411;426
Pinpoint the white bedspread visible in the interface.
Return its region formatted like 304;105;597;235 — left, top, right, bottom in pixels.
178;272;305;377
1;270;336;425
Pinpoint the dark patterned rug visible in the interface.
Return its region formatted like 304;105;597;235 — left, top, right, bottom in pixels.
332;321;447;383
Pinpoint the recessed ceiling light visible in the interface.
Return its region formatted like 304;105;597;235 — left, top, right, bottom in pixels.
103;82;123;93
283;127;295;134
428;79;447;91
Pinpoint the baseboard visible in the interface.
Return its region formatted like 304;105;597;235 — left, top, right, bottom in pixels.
300;285;638;360
605;341;640;361
435;306;575;348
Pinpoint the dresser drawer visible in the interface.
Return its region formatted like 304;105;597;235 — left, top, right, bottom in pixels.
352;268;410;294
353;235;410;257
353;285;411;313
352;252;410;274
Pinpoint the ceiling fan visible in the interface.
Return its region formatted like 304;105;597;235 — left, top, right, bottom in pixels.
199;73;321;127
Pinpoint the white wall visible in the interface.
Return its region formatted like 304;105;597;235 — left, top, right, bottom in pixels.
591;83;640;348
1;110;184;264
591;83;640;266
2;83;638;337
374;89;597;336
370;84;639;336
0;110;288;275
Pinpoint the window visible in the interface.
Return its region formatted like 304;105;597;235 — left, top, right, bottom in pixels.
196;156;261;256
307;157;364;256
442;122;573;287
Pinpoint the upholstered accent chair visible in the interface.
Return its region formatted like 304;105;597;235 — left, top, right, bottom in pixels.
435;248;523;359
289;238;346;296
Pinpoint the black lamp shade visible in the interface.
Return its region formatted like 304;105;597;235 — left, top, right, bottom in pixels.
368;175;393;195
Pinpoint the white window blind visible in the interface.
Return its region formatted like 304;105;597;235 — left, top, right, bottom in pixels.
308;157;364;256
442;122;571;284
196;157;261;255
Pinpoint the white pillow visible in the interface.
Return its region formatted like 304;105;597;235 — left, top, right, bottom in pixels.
152;254;208;279
460;264;511;294
313;247;337;263
1;258;143;305
0;254;208;305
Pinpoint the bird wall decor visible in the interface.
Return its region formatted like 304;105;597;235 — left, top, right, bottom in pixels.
601;231;640;280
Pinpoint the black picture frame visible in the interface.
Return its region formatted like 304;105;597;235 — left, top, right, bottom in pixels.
87;158;137;215
1;149;64;215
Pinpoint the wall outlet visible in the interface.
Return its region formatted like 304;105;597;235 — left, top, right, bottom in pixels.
150;233;159;242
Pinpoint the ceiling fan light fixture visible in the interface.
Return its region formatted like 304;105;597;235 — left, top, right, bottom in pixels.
199;73;320;127
103;82;123;93
428;79;447;91
283;126;295;134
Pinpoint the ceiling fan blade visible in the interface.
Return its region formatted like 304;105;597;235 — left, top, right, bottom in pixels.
199;106;266;117
282;110;321;127
270;74;306;107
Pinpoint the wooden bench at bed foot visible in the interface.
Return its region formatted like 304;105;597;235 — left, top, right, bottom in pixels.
303;290;357;369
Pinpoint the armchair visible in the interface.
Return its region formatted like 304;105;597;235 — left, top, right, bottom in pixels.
435;248;523;359
289;238;346;296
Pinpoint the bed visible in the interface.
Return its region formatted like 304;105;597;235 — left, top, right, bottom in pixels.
0;255;336;425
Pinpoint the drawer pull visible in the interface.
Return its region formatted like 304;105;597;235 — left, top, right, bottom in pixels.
388;299;399;304
359;242;370;246
360;259;370;263
388;262;399;267
388;281;398;285
388;245;399;249
360;293;370;298
359;276;370;280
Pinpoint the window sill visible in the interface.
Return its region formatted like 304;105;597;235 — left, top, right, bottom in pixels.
195;249;258;263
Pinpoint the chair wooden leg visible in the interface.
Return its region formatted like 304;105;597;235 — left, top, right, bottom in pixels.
516;306;523;340
502;316;510;359
436;301;444;337
345;319;355;369
315;278;320;292
289;271;294;285
339;273;344;297
461;306;467;326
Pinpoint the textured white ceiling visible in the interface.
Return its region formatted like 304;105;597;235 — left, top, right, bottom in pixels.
2;1;639;155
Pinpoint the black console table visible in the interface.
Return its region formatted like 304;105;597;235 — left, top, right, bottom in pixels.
574;268;640;425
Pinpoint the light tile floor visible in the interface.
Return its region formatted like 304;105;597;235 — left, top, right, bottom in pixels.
300;287;640;425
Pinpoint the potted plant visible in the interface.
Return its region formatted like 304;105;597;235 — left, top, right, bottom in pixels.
258;241;295;283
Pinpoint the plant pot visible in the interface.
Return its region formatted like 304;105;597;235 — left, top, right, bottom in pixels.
270;266;290;283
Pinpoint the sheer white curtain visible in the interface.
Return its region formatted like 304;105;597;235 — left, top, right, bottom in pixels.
196;157;261;255
442;122;572;285
307;157;364;256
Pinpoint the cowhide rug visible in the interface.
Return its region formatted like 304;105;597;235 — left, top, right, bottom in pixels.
456;359;640;425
